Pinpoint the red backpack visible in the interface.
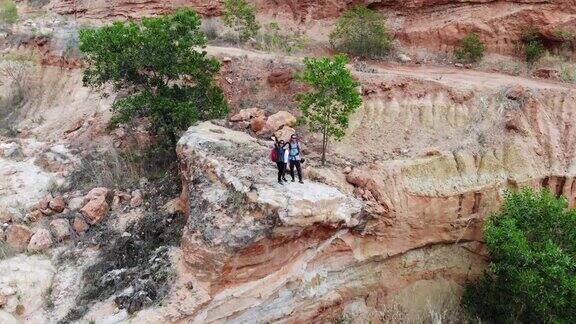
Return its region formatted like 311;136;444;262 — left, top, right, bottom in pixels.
270;148;278;162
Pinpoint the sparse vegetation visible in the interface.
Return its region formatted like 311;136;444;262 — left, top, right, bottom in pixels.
329;5;392;58
68;140;176;192
79;9;228;147
455;33;486;63
0;242;16;260
553;27;575;58
256;22;307;54
0;58;42;134
521;28;546;64
0;0;18;25
62;172;184;321
463;188;576;323
222;0;260;43
561;64;576;82
296;54;362;165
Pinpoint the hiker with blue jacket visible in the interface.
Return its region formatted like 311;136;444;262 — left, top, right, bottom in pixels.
271;136;289;185
288;134;304;183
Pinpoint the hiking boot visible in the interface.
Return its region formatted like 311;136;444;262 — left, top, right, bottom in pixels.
299;180;304;184
278;181;284;185
291;179;295;182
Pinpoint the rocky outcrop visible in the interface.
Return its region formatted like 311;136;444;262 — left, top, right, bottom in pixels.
175;122;486;322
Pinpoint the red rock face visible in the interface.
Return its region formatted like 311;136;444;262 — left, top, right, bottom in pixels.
48;0;576;56
50;0;222;19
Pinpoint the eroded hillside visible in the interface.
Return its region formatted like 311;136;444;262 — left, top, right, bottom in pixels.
0;0;575;323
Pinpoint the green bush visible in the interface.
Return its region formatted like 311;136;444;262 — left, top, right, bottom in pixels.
521;28;546;64
222;0;259;42
0;0;18;24
455;33;485;63
463;188;576;323
329;5;392;58
256;22;307;54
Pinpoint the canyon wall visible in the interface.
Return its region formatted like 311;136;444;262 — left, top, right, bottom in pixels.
45;0;576;55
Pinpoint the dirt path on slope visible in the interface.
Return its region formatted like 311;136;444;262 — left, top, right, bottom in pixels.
206;46;575;91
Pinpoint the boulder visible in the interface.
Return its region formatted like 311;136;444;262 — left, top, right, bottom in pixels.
28;228;53;252
0;209;12;223
6;224;33;251
24;210;43;223
49;219;72;241
230;108;264;122
49;196;66;213
115;190;132;204
274;126;295;143
67;196;85;211
85;187;110;201
532;68;560;80
398;53;412;63
250;115;266;133
267;68;293;85
259;111;297;135
81;196;110;224
37;195;53;215
130;190;144;208
73;216;89;235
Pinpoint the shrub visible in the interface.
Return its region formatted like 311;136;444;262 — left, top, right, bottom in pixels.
329;5;392;58
521;28;546;64
455;33;485;63
222;0;259;42
256;22;307;54
463;188;576;323
0;0;17;25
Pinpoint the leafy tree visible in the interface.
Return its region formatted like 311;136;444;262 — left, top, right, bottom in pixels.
455;33;485;63
79;9;228;146
463;188;576;323
222;0;260;42
296;54;362;165
329;5;392;58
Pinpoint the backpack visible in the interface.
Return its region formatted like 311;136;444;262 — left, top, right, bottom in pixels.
270;148;278;162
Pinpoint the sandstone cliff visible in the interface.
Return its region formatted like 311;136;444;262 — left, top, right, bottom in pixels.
174;121;487;322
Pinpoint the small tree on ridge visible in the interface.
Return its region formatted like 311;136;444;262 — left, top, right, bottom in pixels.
296;54;362;165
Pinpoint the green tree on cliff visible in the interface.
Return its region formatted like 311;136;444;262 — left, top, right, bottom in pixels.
463;188;576;323
79;9;228;146
296;54;362;165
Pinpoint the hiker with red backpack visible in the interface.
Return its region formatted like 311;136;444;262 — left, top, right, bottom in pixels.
270;136;289;185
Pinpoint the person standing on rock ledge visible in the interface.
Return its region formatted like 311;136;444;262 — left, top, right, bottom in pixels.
288;134;304;184
271;136;289;185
